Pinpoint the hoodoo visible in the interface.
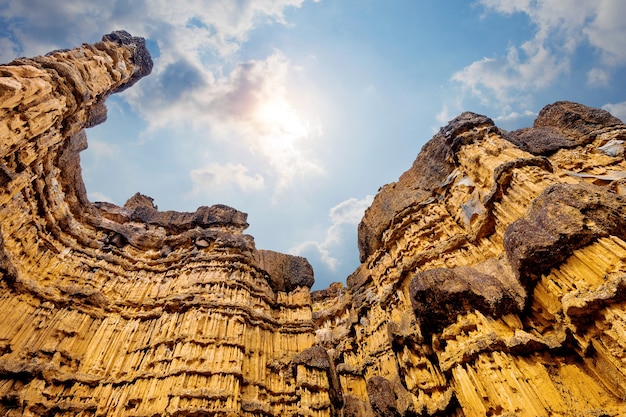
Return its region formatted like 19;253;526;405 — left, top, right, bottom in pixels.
0;33;625;416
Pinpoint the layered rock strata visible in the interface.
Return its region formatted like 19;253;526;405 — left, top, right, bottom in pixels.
0;32;322;417
0;33;625;416
315;101;626;416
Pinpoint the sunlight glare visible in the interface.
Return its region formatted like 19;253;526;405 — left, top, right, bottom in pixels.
256;97;310;140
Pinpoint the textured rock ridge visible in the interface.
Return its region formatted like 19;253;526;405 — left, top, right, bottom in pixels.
1;33;626;417
0;33;319;416
313;101;626;416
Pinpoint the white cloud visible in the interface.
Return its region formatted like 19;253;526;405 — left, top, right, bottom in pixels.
329;197;373;225
494;109;537;122
583;0;626;66
451;39;567;108
88;191;114;203
87;139;119;159
0;1;323;195
455;0;626;106
290;195;373;271
0;0;308;59
0;37;20;63
602;101;626;123
436;103;451;126
434;94;467;131
189;162;265;193
477;0;535;15
478;0;594;48
587;67;610;87
123;50;324;194
154;0;306;57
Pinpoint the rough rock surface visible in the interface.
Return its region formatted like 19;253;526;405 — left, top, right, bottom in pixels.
1;34;626;416
315;101;626;416
0;32;318;417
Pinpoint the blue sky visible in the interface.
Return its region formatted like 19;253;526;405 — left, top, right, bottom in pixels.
2;0;626;289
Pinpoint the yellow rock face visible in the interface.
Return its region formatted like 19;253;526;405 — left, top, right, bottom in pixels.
0;32;322;417
1;33;625;416
317;105;626;416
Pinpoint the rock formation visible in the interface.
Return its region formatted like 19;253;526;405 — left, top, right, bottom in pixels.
0;33;625;416
325;103;626;416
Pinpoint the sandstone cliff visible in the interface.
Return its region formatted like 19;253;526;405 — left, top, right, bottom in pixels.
0;33;625;416
319;103;626;416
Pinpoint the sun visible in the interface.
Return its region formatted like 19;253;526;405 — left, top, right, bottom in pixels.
249;91;325;190
256;97;310;139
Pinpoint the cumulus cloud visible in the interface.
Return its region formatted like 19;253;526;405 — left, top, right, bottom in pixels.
329;197;373;225
454;0;626;107
0;1;105;57
602;101;626;123
0;0;322;194
435;94;466;131
436;103;452;126
587;68;611;87
453;34;566;108
0;0;307;59
124;50;323;192
0;36;20;63
290;195;374;271
88;191;114;203
87;140;119;159
583;0;626;66
494;109;537;122
189;162;265;193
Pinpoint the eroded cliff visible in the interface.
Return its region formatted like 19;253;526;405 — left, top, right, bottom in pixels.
0;33;625;416
316;102;626;416
0;32;322;417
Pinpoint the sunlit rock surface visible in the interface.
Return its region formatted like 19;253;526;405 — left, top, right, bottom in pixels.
1;33;625;416
321;101;626;416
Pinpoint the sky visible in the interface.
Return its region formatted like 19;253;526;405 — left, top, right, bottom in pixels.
1;0;626;290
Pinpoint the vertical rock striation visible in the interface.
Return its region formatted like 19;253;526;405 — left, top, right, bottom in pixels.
0;32;320;416
314;101;626;416
1;33;626;416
